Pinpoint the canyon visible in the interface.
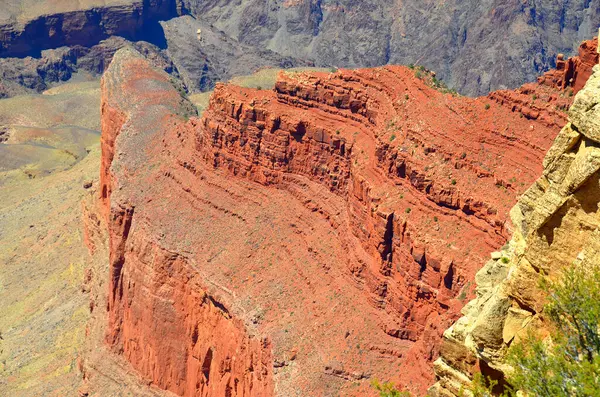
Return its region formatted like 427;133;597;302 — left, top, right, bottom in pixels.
1;1;599;394
1;0;600;97
77;37;598;395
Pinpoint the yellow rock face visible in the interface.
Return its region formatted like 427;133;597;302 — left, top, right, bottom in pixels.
431;64;600;396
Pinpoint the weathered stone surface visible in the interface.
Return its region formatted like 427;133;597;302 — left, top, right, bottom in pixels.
83;43;588;396
570;65;600;142
537;38;599;94
432;53;600;397
161;15;307;92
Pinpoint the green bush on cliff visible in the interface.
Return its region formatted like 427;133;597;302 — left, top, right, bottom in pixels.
472;263;600;396
371;380;411;396
506;263;600;396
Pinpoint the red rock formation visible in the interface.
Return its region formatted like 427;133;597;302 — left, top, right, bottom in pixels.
96;45;592;395
99;49;274;397
538;37;599;93
194;67;567;391
489;38;599;130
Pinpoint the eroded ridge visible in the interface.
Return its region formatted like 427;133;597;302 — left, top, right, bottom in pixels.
96;47;580;395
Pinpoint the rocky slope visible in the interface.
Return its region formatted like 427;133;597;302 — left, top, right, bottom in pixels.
1;1;599;96
182;0;600;96
79;41;596;395
0;79;101;396
160;16;308;93
0;2;307;98
431;43;600;396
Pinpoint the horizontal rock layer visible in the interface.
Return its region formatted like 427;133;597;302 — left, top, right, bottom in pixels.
0;0;181;58
96;45;584;395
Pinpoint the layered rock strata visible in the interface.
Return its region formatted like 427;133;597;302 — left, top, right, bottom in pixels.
489;38;599;130
0;0;181;58
2;1;600;96
537;37;600;94
431;51;600;396
93;45;584;395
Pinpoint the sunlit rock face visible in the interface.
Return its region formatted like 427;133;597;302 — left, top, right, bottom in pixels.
431;41;600;397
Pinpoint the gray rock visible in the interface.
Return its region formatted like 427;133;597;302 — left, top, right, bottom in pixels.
160;15;308;92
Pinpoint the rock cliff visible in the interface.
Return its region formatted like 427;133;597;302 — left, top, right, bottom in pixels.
1;0;600;96
431;42;600;396
0;0;180;58
85;44;588;395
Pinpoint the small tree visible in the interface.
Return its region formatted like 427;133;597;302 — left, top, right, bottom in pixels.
506;263;600;396
472;263;600;396
371;380;411;397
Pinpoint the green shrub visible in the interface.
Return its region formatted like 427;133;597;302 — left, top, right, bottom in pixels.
506;263;600;396
471;262;600;396
371;380;411;397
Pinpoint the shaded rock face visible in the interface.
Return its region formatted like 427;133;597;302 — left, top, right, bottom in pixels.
0;0;180;58
0;37;174;98
431;44;600;396
184;0;600;96
160;16;308;92
92;45;586;395
1;0;600;96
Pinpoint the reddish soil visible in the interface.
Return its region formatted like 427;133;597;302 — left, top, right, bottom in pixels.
93;41;596;396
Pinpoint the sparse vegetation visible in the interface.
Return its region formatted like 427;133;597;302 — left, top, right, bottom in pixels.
485;103;491;110
457;282;471;302
371;380;411;397
405;207;411;214
451;179;457;185
390;134;397;142
470;263;600;396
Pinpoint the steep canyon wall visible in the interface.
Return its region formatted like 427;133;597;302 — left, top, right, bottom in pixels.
89;44;598;395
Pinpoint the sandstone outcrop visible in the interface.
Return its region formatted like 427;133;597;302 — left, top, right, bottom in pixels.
88;44;584;395
431;46;600;396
